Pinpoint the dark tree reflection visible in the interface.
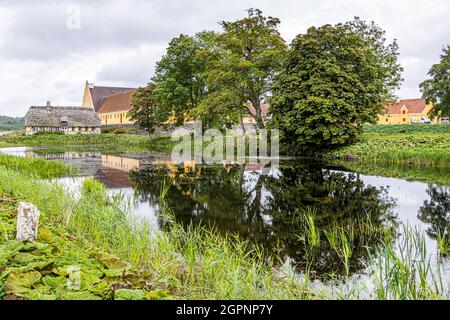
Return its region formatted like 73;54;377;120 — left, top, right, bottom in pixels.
130;162;397;277
418;185;450;239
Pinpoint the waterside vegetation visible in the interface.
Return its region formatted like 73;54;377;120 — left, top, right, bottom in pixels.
0;163;449;299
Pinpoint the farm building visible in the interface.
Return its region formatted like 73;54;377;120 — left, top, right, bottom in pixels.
377;98;441;124
81;81;136;126
24;102;101;135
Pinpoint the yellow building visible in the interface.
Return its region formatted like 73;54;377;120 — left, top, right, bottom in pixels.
81;81;136;126
378;98;440;124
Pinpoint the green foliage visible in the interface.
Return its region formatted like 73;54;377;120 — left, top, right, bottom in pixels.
0;116;24;132
34;131;65;136
0;133;173;151
128;84;159;135
152;31;219;124
0;154;69;178
334;133;450;167
0;184;169;300
269;17;403;155
206;8;287;129
420;45;450;118
362;123;450;134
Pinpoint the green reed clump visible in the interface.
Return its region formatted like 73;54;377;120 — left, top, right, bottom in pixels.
369;225;448;300
0;154;70;178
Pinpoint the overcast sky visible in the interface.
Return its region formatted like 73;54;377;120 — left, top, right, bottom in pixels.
0;0;449;117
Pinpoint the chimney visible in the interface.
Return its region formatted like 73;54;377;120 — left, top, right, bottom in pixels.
46;101;51;107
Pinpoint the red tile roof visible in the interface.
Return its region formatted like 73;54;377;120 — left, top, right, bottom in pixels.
89;86;135;112
97;90;136;114
383;98;427;115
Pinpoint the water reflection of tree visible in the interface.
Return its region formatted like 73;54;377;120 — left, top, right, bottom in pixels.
418;185;450;239
130;163;397;277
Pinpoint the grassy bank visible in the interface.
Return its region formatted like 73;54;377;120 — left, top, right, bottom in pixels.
0;163;449;299
340;162;450;185
334;132;450;167
0;155;71;179
0;133;174;152
362;124;450;135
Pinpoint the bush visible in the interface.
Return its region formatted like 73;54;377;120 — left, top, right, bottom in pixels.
34;131;65;136
114;128;129;134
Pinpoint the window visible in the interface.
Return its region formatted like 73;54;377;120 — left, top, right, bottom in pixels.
402;110;406;114
403;118;406;122
385;118;388;122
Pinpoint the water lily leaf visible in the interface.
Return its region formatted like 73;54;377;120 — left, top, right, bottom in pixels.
5;271;41;295
42;275;67;290
114;288;146;300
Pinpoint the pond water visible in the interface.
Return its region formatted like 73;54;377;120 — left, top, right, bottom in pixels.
1;146;449;278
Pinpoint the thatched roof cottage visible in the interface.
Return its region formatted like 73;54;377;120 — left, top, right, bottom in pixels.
25;102;101;135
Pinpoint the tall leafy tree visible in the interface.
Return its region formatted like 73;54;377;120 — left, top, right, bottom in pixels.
269;18;403;155
209;8;287;129
420;45;450;119
152;31;219;125
128;84;158;136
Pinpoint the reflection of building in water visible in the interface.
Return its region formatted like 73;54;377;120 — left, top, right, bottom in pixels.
24;150;101;160
101;155;141;171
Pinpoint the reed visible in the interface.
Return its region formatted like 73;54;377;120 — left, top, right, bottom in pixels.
0;154;70;178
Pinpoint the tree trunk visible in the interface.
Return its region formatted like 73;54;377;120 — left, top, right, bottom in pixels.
252;99;265;130
238;110;246;134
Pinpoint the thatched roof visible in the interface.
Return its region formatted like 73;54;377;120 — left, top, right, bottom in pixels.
25;106;101;127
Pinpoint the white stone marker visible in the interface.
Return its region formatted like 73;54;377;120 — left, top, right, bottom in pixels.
16;202;40;242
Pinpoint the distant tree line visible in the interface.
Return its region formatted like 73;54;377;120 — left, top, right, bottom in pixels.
0;116;24;131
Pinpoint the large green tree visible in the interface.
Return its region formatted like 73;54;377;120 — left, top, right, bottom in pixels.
152;31;219;125
419;45;450;119
269;18;403;155
128;84;159;136
207;8;287;129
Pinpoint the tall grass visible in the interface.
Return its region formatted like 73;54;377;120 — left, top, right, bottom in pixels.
335;133;450;167
0;154;70;178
